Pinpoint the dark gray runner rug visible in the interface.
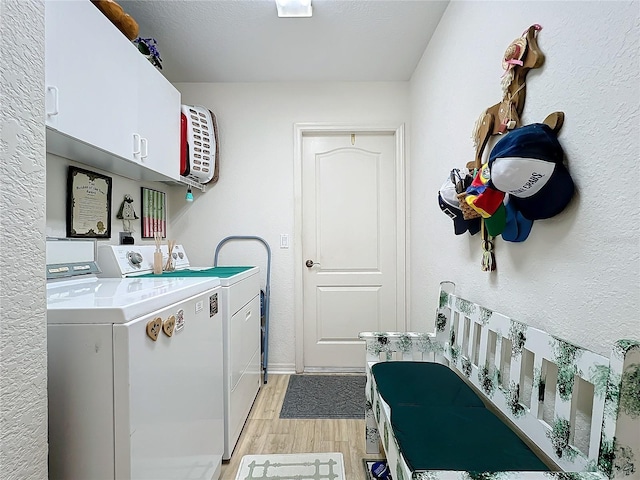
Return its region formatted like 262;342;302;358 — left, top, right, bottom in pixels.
279;375;366;419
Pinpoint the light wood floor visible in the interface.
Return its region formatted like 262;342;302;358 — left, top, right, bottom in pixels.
220;373;383;480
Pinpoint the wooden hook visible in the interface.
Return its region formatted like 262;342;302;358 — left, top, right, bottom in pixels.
467;112;495;171
542;111;565;134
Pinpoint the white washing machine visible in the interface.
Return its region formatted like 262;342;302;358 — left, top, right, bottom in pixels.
46;238;224;480
98;244;262;460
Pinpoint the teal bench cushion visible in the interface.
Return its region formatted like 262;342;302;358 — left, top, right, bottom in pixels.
371;361;485;408
391;405;550;472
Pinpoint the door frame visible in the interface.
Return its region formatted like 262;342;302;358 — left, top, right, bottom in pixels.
293;123;408;373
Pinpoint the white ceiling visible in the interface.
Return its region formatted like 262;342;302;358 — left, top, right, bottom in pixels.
118;0;449;83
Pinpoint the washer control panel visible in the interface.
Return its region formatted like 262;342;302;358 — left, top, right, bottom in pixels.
97;244;191;277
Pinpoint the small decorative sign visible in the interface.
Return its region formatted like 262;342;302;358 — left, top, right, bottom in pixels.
175;309;185;332
141;187;167;238
146;317;162;341
163;315;176;337
210;293;218;317
67;166;112;238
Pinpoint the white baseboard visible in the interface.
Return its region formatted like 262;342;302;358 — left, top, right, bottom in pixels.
265;364;366;375
265;363;296;375
303;366;366;374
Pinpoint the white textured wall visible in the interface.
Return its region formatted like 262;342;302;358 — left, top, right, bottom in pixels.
410;1;640;355
170;82;410;372
0;0;48;478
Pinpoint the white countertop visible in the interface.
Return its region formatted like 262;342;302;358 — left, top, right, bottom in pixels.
46;276;220;324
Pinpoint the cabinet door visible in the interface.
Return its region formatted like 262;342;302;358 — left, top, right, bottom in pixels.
112;291;223;479
136;54;181;180
45;0;138;162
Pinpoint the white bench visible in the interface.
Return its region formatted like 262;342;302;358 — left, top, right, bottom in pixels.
360;281;639;480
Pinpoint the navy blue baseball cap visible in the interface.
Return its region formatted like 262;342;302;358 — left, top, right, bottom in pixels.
438;173;481;236
488;123;574;220
502;200;533;242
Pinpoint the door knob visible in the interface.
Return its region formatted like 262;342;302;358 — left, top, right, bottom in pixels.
305;260;320;268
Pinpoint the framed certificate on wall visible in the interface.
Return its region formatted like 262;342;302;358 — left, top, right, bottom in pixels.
66;166;112;238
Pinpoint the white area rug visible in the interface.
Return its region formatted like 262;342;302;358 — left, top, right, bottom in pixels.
235;452;345;480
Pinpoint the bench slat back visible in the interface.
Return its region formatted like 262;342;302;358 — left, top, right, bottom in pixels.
437;287;609;473
360;282;638;479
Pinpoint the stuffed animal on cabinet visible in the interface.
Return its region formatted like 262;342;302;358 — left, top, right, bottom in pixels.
91;0;139;40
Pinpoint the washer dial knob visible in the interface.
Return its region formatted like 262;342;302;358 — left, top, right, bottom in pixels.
127;251;143;268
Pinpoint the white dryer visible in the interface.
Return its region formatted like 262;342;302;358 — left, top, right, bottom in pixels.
46;239;224;480
98;244;261;460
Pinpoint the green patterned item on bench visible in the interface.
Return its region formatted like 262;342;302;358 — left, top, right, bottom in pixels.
371;361;486;408
391;405;550;473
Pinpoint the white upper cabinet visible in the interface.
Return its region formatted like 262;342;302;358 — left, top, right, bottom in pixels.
45;0;138;162
45;0;180;182
136;52;181;181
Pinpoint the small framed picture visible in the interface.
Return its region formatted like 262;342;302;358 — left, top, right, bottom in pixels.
67;166;112;238
141;187;167;238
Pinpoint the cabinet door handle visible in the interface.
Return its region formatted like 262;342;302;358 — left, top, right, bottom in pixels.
141;137;148;160
133;133;141;157
46;86;59;116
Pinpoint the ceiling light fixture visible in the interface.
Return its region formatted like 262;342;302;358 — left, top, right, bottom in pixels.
275;0;312;18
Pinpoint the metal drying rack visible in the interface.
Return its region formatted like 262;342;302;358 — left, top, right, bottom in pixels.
214;236;271;383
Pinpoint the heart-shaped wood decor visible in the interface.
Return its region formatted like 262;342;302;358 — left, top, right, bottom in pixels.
146;317;162;341
163;315;176;337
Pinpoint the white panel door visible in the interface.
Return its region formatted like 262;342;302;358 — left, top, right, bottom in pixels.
302;132;398;370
